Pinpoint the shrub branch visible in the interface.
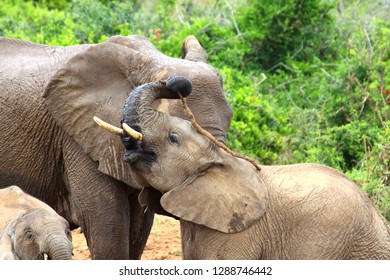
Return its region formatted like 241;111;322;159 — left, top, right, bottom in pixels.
178;93;262;171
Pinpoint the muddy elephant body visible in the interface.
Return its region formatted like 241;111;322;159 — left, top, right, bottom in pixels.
179;163;390;259
0;36;232;259
0;186;73;260
109;76;390;259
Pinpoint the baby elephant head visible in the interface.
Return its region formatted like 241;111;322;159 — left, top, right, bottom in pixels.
0;186;73;260
95;76;268;234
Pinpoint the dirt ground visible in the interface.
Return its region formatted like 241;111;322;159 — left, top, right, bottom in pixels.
71;215;182;260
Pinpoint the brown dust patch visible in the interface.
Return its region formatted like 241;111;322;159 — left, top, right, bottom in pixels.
71;215;181;260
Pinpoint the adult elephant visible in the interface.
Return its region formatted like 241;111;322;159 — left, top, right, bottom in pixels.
98;76;390;259
0;35;232;259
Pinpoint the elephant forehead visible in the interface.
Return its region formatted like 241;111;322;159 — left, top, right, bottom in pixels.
150;67;169;82
172;119;210;147
19;209;66;226
153;98;171;114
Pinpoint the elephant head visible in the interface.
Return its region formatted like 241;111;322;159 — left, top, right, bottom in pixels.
0;186;73;260
96;77;268;233
43;35;232;189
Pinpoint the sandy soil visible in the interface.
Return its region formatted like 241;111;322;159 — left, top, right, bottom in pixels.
71;215;182;260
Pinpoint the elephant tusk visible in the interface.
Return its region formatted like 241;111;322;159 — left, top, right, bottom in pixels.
122;123;143;141
93;116;125;136
44;253;49;260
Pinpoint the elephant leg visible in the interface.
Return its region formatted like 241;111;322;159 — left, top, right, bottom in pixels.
128;190;154;260
63;143;131;259
71;176;131;259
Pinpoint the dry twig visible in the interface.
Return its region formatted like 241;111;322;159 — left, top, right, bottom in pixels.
178;93;262;171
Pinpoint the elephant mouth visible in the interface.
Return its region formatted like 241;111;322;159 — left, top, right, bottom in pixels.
32;253;51;260
122;143;157;169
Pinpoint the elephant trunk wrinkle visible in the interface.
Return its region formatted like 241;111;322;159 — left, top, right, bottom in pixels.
43;234;73;260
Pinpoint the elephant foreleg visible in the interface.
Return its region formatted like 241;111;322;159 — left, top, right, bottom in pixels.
70;177;131;259
63;143;131;259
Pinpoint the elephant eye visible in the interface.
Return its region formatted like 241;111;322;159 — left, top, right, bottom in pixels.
168;132;180;145
24;231;35;242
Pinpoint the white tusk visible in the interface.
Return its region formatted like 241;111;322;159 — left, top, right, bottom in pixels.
44;253;48;260
93;116;125;136
122;123;143;141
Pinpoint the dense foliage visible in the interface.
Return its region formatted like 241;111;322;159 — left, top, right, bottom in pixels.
1;0;388;220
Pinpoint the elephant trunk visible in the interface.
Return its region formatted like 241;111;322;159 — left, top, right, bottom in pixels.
122;76;192;129
93;76;192;160
120;76;192;164
45;236;73;260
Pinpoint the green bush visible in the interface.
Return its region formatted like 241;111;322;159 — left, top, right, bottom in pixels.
234;0;338;70
347;122;390;220
0;0;67;43
221;67;287;164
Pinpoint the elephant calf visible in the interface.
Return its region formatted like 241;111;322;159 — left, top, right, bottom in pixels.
96;76;390;259
0;186;73;260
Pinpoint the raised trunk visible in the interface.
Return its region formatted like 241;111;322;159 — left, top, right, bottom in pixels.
122;76;192;130
121;76;192;164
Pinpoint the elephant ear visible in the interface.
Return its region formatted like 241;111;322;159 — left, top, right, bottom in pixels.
0;223;18;260
43;41;148;186
181;35;207;63
160;161;268;233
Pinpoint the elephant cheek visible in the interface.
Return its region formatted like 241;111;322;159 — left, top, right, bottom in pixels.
15;242;39;260
147;165;176;193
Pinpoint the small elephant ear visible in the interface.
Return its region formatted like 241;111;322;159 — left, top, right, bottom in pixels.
0;225;18;260
43;40;147;186
160;161;268;233
181;35;207;63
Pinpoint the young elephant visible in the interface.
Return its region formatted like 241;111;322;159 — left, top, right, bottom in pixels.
96;76;390;259
0;186;73;260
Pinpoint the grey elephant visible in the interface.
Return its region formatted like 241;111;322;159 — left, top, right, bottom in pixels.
0;186;73;260
97;76;390;259
0;35;232;259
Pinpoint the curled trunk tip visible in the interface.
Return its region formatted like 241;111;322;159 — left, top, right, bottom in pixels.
165;76;192;98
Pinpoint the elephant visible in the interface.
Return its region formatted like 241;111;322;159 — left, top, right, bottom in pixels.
0;186;73;260
0;35;232;259
97;76;390;259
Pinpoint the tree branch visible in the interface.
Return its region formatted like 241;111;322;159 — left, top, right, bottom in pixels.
178;93;261;171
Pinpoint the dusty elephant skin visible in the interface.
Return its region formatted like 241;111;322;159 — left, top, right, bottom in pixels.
114;76;390;260
0;35;232;259
0;186;73;260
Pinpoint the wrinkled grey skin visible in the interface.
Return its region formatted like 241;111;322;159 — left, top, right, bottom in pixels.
120;77;390;259
0;35;232;259
0;186;73;260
